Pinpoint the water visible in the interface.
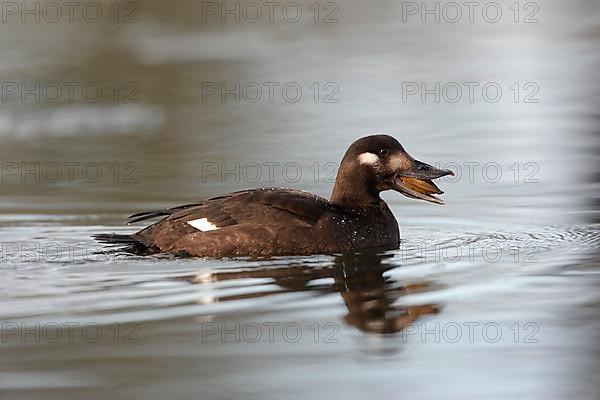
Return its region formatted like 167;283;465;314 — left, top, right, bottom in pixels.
1;0;599;399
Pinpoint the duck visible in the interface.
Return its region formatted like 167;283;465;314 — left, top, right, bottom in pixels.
94;134;453;258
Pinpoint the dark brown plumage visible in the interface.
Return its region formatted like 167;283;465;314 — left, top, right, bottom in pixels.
94;135;453;258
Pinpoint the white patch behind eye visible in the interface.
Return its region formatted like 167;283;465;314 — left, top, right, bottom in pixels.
358;152;379;165
188;218;220;232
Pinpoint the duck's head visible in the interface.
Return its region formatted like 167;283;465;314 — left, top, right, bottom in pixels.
331;134;454;206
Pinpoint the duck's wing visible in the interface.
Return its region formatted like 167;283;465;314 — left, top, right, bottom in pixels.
127;189;253;225
131;188;333;251
129;189;330;226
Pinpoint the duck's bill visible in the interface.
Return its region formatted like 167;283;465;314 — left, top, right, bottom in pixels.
393;160;454;205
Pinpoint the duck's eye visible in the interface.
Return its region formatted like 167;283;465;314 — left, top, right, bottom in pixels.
378;148;389;157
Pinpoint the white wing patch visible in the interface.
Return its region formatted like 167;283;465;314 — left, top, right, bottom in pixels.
358;152;379;165
187;218;220;232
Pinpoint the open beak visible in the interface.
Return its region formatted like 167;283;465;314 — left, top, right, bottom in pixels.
392;159;454;205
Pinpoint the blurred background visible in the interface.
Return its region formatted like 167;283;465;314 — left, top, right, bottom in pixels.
0;0;599;399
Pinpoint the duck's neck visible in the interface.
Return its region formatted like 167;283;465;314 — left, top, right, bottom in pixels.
330;169;381;209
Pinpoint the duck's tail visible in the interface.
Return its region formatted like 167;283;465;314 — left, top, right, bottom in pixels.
92;233;153;255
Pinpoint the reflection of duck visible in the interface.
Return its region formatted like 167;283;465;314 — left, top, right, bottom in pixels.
179;252;439;334
334;253;439;334
95;135;452;258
